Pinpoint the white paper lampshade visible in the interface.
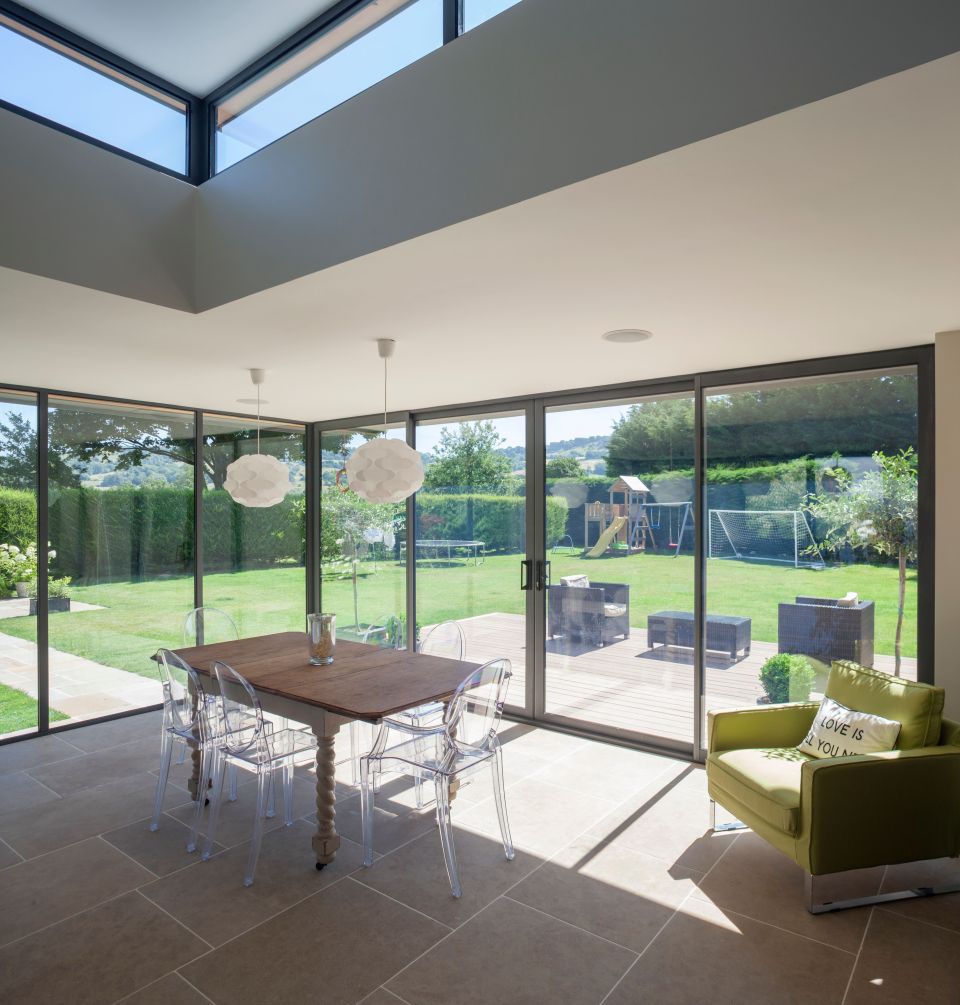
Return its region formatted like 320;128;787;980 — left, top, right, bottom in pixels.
345;437;424;504
224;453;292;508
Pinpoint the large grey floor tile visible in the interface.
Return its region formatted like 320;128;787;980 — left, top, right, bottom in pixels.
355;826;540;927
0;837;22;869
586;769;733;873
120;972;211;1004
142;820;366;947
693;831;879;953
0;769;61;814
879;856;960;933
527;740;687;803
181;877;447;1004
389;895;635;1005
604;896;853;1005
334;782;438;855
102;815;225;878
57;710;161;752
27;737;160;796
508;834;702;953
360;989;407;1005
0;890;207;1004
845;908;960;1004
0;836;153;946
497;723;588;761
0;732;82;774
454;776;615;858
0;771;191;858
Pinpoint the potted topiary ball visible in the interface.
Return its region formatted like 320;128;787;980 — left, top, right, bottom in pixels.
758;653;816;704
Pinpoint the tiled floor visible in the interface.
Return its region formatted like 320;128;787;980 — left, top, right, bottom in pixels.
1;713;958;1004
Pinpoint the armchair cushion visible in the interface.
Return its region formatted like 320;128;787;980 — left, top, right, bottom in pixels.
708;747;811;834
827;661;944;749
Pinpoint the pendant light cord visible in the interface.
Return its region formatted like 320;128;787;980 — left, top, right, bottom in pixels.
383;353;388;431
257;383;261;452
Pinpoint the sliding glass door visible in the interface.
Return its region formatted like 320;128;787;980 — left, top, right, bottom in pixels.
539;392;696;751
414;409;530;712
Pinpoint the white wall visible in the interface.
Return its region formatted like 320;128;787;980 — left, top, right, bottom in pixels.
936;331;960;717
0;108;196;311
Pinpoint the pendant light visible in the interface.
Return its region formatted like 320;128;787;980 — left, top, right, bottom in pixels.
224;369;293;508
345;340;424;504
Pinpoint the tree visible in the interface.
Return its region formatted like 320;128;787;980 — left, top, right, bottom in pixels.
422;421;512;491
0;411;79;488
805;448;918;675
606;398;695;476
545;456;584;479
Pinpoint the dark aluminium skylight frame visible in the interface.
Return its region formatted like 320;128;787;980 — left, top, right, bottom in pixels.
0;0;482;184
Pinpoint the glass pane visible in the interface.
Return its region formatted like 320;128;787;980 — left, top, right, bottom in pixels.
702;368;919;742
543;394;696;747
202;414;306;637
462;0;523;32
320;424;407;647
0;16;187;173
216;0;443;172
415;412;527;709
0;390;39;738
44;398;195;727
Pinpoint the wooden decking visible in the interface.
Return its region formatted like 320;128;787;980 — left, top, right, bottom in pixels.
454;611;917;745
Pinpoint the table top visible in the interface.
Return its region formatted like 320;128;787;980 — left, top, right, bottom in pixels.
172;632;479;723
649;611;752;627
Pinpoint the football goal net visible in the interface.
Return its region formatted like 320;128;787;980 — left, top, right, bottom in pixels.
708;509;825;568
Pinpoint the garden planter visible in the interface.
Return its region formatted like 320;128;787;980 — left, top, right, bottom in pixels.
15;582;29;599
29;598;71;615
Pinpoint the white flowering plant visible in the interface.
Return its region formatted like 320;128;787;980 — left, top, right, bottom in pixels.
0;542;58;596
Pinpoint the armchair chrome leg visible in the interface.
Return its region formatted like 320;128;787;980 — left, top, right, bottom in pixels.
805;871;960;915
709;799;748;833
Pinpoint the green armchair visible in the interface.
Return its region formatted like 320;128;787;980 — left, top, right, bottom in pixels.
706;661;960;913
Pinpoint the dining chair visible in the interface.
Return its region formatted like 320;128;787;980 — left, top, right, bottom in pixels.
378;620;466;806
201;660;318;886
348;614;403;784
360;658;514;898
151;648;240;853
183;606;239;647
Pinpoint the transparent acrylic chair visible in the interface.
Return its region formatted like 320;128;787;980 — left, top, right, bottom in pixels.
183;606;239;647
360;658;514;898
151;648;234;853
348;614;403;784
202;660;318;886
381;620;466;806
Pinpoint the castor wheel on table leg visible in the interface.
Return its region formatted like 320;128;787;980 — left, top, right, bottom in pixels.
316;861;327;871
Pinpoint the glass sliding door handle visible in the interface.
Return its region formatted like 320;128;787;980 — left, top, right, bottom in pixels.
520;560;533;591
535;560;551;591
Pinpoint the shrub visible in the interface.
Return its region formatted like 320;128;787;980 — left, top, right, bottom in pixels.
759;654;816;704
415;493;567;553
0;487;37;550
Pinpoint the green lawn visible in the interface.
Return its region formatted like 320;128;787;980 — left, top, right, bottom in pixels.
0;682;67;734
0;553;915;722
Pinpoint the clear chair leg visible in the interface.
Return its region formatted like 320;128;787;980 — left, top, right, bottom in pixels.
350;720;359;786
282;761;294;826
360;755;375;867
187;742;212;852
413;714;426;808
228;763;239;802
244;768;271;887
175;745;187;766
201;751;226;861
435;776;462;898
150;732;173;832
491;747;514;860
266;770;276;818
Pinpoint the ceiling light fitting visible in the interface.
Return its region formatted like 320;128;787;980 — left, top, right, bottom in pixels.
344;339;425;504
223;368;293;508
602;329;653;344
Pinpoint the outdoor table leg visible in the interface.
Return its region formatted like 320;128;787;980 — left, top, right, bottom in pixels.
312;725;342;868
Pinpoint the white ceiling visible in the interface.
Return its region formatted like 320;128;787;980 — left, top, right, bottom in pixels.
1;53;958;422
18;0;339;94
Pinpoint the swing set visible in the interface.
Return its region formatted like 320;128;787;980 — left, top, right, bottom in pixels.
639;501;693;557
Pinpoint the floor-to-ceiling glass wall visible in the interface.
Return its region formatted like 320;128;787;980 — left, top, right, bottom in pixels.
33;397;195;727
0;390;40;738
202;414;306;637
541;393;696;748
414;410;529;709
319;422;407;647
702;367;920;739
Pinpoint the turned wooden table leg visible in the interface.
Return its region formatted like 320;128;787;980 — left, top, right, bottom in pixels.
187;679;203;800
312;729;341;867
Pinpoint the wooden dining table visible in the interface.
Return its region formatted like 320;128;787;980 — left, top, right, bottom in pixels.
172;631;478;868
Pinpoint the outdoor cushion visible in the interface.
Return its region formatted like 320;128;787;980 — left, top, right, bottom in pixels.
827;661;944;749
561;575;590;588
707;746;812;835
798;696;901;758
603;603;627;617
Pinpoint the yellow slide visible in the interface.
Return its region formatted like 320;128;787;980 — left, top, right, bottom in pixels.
584;516;628;558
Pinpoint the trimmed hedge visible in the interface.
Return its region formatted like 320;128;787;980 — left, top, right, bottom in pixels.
417;493;567;553
0;487;36;550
